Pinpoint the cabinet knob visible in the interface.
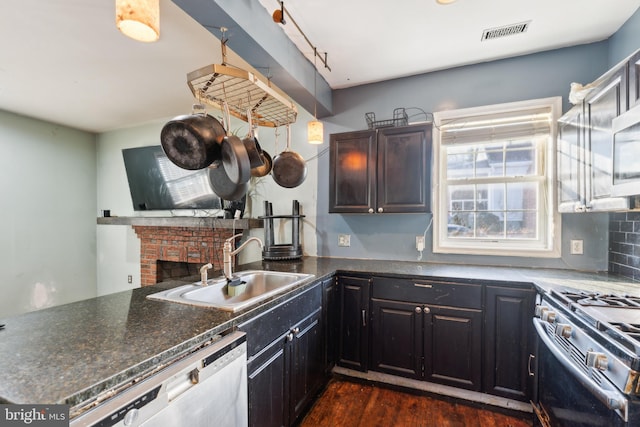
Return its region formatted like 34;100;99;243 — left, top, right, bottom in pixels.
377;207;383;213
368;208;374;214
423;307;430;314
291;327;300;335
286;332;294;342
415;306;422;314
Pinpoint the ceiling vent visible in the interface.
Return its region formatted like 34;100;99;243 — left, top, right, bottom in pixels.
481;21;531;41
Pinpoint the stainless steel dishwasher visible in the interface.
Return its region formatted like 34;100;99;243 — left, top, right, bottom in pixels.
71;331;247;427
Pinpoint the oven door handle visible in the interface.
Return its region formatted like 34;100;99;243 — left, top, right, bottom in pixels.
533;318;628;418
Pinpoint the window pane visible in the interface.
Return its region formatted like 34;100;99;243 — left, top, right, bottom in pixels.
507;211;538;239
477;211;504;237
446;146;475;179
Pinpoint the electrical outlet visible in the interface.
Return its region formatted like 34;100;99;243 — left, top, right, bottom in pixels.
570;239;584;255
127;275;133;284
338;234;351;247
416;235;425;251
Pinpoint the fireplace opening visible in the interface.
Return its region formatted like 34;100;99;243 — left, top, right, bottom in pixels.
156;261;203;283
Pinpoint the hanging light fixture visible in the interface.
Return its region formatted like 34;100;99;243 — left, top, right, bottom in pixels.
115;0;160;42
307;48;323;145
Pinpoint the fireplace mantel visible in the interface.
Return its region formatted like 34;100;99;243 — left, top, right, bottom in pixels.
97;216;262;229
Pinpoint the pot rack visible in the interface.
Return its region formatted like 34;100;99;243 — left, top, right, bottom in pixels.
187;31;297;128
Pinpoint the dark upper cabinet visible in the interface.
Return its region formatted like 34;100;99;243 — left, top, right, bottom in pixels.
329;124;432;214
629;49;640;108
338;275;371;371
484;285;536;402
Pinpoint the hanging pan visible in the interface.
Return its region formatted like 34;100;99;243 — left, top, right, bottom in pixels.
271;124;307;188
220;102;251;185
242;109;265;169
160;104;225;170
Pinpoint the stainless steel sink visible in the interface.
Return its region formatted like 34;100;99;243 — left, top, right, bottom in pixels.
147;270;314;312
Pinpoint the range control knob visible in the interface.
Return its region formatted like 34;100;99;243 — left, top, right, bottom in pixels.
541;310;557;324
586;351;609;371
555;323;572;339
535;305;549;318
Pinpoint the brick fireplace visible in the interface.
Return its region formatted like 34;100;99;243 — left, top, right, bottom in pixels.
133;226;235;286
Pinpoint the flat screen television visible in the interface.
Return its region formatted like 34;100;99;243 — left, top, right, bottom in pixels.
122;145;222;211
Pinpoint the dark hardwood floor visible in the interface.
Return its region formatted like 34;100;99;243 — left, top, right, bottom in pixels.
300;379;533;427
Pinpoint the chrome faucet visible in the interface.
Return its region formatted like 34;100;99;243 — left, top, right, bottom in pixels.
223;233;263;280
200;263;213;286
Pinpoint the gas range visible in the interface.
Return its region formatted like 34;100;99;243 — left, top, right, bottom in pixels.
548;289;640;364
534;289;640;425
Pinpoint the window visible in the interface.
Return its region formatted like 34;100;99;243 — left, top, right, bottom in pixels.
433;97;561;257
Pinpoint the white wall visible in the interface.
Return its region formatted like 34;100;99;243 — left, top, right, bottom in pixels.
0;110;97;317
95;109;320;295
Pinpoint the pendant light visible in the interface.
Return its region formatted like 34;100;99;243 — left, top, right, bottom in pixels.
307;48;323;145
115;0;160;42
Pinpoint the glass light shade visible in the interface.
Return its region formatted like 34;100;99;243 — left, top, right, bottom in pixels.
307;120;323;145
436;0;458;4
116;0;160;42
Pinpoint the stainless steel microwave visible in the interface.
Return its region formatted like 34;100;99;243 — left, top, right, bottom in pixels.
612;103;640;196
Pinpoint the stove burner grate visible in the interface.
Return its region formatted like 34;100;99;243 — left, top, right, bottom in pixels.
554;290;640;308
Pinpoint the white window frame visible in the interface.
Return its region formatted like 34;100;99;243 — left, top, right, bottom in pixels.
432;97;562;258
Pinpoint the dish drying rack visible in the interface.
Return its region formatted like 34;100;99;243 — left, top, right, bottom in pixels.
365;108;409;130
187;63;298;127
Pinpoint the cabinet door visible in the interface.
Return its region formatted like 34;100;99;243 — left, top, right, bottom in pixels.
424;305;482;391
322;277;339;374
377;124;432;213
557;105;586;212
370;299;422;379
289;308;324;424
247;338;287;427
585;66;629;210
629;50;640;108
338;276;371;371
484;285;536;402
329;131;376;213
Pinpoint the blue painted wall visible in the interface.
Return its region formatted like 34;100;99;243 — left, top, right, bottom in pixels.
315;8;640;271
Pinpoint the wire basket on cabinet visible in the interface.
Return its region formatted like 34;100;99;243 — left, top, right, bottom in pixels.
365;108;409;129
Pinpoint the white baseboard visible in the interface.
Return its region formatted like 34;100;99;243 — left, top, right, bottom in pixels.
332;366;533;414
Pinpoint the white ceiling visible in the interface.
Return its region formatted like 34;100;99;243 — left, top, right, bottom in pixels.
0;0;639;133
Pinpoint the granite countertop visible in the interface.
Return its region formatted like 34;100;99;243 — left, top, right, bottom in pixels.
1;256;639;415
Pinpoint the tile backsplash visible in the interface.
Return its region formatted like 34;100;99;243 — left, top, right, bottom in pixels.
609;212;640;282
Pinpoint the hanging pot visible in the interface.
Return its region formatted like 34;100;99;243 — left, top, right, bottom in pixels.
251;149;273;177
271;124;307;188
208;161;248;201
160;105;225;170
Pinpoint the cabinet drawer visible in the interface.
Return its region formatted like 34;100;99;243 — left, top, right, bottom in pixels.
239;283;322;357
371;276;481;309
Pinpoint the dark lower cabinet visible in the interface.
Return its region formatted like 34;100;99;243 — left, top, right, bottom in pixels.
338;275;371;371
425;305;482;391
370;299;482;390
483;285;536;402
370;299;422;378
322;277;339;374
239;283;325;427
